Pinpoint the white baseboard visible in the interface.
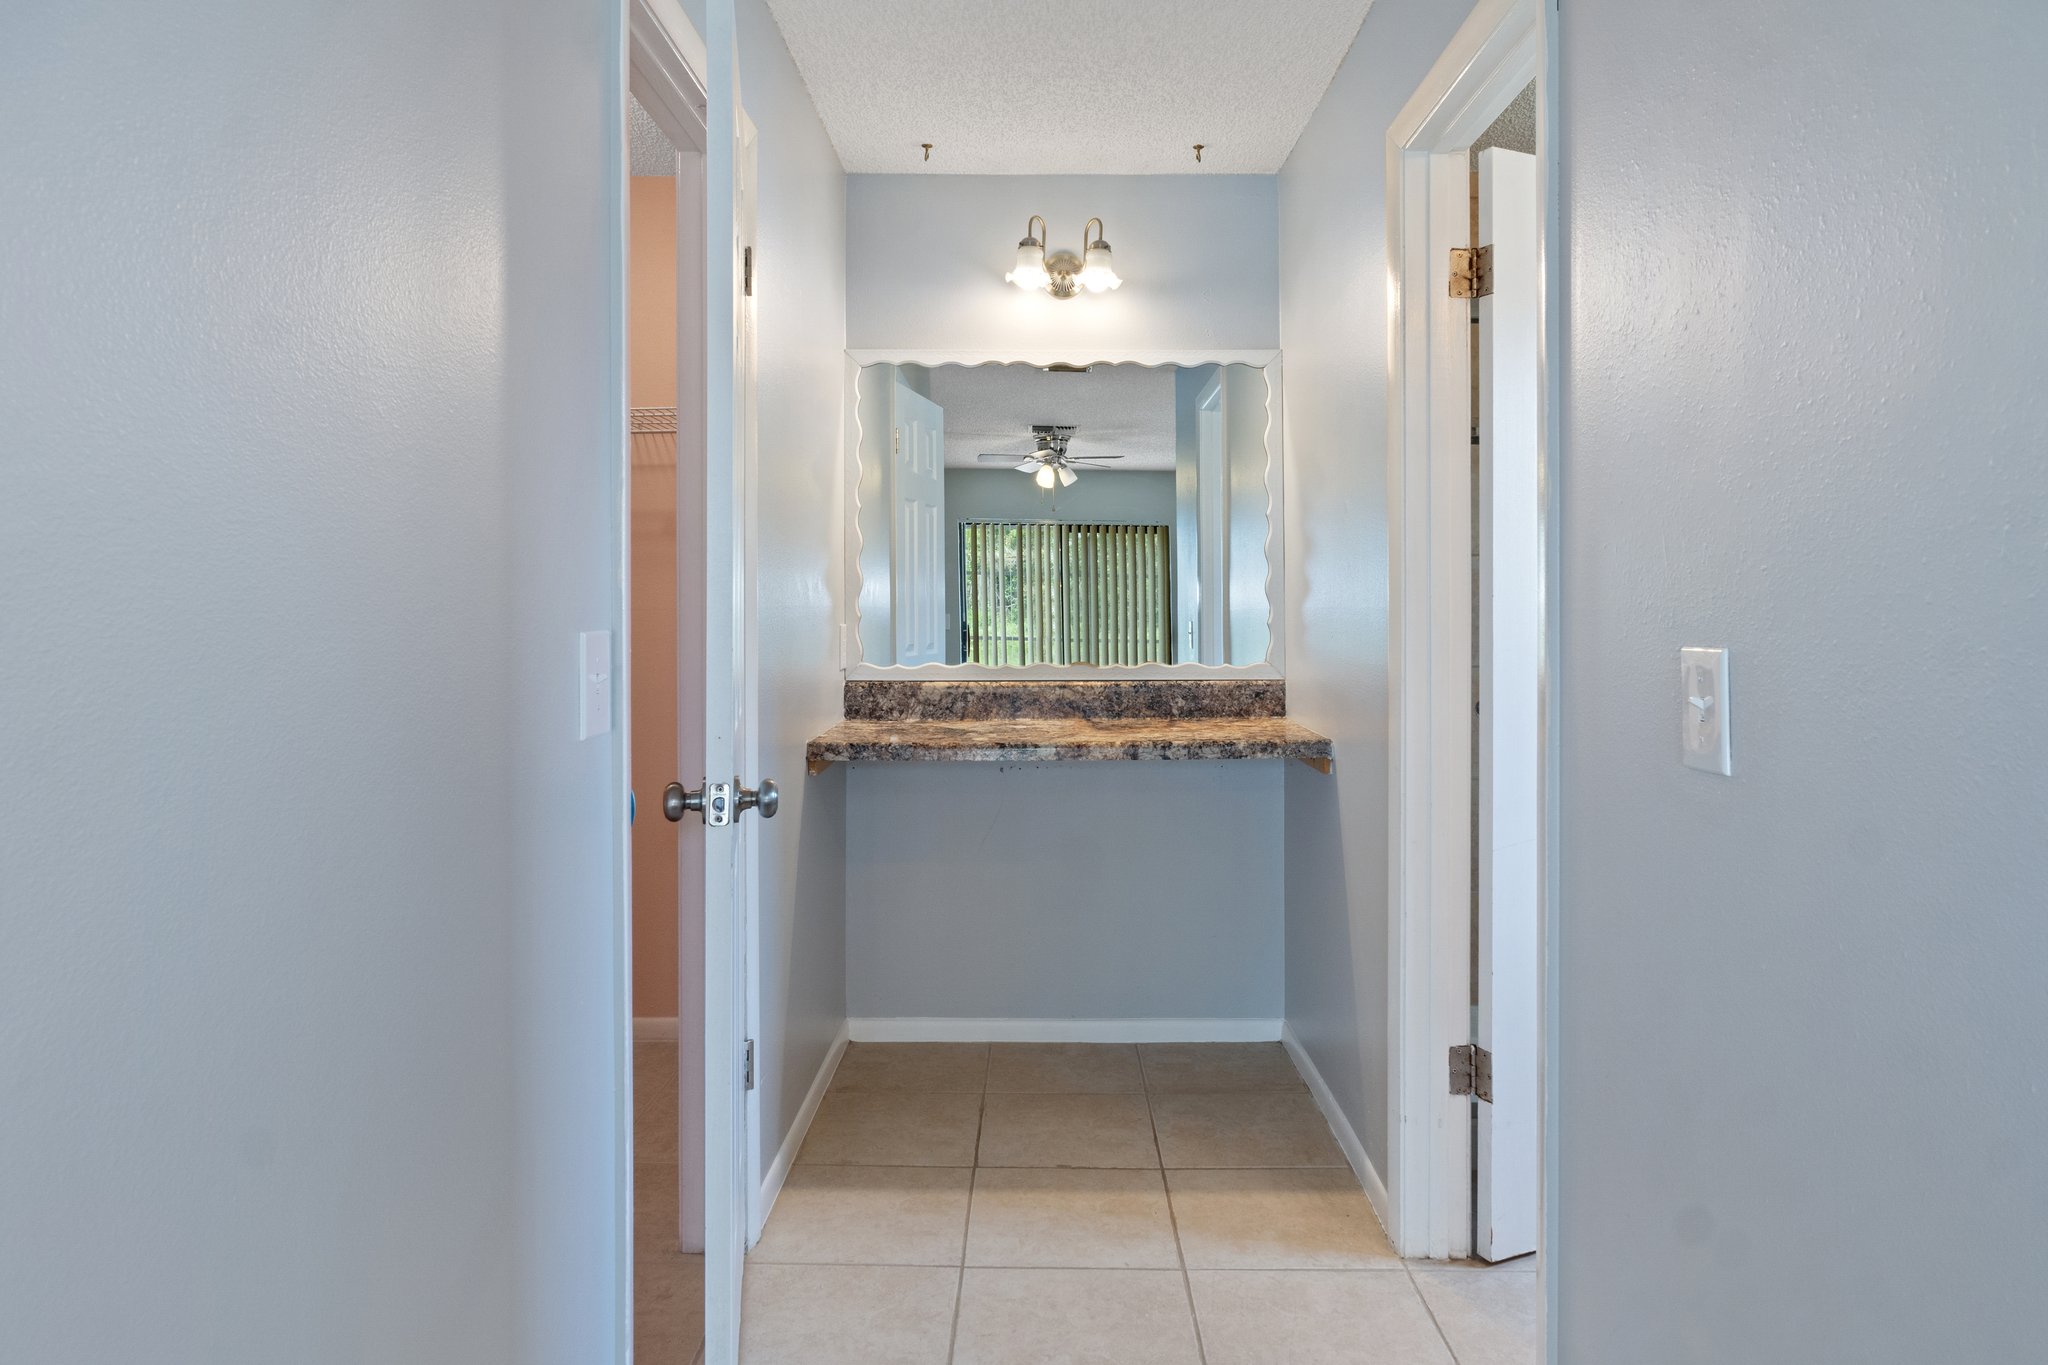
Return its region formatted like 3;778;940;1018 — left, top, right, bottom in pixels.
750;1020;849;1244
633;1016;680;1042
1282;1022;1393;1242
847;1017;1284;1044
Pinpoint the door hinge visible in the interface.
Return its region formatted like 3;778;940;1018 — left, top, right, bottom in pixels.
743;1039;756;1091
743;245;754;296
1449;245;1493;298
1449;1043;1492;1102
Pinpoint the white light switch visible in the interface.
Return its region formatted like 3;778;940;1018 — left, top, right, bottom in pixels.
579;631;613;740
1680;646;1731;775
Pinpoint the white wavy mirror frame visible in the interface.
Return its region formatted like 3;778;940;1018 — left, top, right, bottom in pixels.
843;351;1283;679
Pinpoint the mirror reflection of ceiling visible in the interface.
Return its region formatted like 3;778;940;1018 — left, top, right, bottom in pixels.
761;0;1375;174
926;366;1177;471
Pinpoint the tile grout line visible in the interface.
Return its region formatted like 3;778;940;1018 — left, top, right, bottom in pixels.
942;1050;990;1365
1143;1046;1212;1365
1402;1259;1466;1365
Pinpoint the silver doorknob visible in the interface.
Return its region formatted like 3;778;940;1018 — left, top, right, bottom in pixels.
662;782;705;822
736;778;779;819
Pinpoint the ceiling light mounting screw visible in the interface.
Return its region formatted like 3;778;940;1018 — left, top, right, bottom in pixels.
921;142;932;162
1193;144;1204;164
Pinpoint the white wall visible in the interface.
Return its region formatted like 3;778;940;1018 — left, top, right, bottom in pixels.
847;175;1278;351
0;0;604;1359
1276;0;1474;1181
843;172;1282;1027
1559;2;2048;1359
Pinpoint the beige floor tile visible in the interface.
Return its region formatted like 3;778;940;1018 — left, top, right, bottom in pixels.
738;1263;957;1365
952;1268;1202;1365
830;1042;989;1094
976;1092;1159;1169
986;1043;1144;1093
636;1040;679;1163
966;1167;1180;1269
1150;1091;1347;1168
637;1159;685;1257
1411;1267;1542;1365
1167;1168;1400;1269
635;1248;704;1365
797;1093;983;1167
1190;1270;1455;1365
1139;1042;1306;1093
750;1165;972;1266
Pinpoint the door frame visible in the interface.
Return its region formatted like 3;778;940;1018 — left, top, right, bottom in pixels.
1382;0;1558;1322
622;1;759;1362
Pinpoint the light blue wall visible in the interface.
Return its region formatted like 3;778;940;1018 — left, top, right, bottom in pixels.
0;0;596;1357
1559;2;2048;1359
847;761;1283;1020
847;176;1278;350
1276;0;1473;1183
844;172;1282;1026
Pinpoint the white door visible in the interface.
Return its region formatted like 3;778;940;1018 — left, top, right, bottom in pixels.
1475;145;1541;1263
697;3;755;1356
890;382;946;665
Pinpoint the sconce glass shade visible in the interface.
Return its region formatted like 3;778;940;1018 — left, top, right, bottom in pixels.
1006;237;1050;292
1056;466;1078;487
1078;237;1121;293
1034;465;1058;489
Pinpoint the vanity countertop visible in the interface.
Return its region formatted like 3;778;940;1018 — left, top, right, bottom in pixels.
807;682;1333;773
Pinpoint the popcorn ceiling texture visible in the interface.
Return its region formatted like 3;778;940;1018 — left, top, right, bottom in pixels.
629;95;674;177
762;0;1377;173
1470;81;1536;165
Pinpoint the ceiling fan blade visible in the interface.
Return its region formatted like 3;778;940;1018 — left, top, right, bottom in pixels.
977;452;1032;462
1015;460;1043;473
1065;456;1126;463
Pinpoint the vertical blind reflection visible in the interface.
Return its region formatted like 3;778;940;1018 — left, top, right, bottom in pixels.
959;520;1172;666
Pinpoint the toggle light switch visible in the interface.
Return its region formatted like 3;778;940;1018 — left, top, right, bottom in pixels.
1680;646;1731;775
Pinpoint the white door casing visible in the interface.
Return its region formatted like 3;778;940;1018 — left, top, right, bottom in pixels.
890;382;946;665
1475;145;1541;1263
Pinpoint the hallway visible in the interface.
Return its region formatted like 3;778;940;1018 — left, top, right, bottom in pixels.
736;1042;1535;1364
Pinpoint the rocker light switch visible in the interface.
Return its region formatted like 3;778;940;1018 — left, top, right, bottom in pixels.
579;631;612;740
1680;646;1731;775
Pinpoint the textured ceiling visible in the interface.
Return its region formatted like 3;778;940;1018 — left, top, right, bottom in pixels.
1471;81;1536;165
920;364;1179;471
762;0;1377;174
629;95;675;177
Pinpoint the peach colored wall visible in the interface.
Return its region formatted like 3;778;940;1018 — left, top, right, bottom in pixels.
630;176;680;1020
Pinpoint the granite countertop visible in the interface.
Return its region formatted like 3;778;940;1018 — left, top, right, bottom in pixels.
807;682;1333;774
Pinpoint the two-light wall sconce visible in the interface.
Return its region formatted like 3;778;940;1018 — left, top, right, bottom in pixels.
1005;216;1122;299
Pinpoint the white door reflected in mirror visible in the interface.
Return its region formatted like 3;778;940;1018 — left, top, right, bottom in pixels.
853;361;1275;670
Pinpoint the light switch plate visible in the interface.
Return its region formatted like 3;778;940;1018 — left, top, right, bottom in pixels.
579;631;613;740
1680;646;1731;775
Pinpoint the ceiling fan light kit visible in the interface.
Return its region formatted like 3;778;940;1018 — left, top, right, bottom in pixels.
1005;216;1121;299
976;423;1125;487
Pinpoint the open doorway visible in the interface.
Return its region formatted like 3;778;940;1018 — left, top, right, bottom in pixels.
1385;0;1555;1353
627;83;709;1363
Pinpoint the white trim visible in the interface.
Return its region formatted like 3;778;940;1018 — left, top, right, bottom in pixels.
847;1017;1283;1044
1384;0;1549;1270
841;348;1287;680
1282;1024;1392;1237
750;1021;849;1243
634;1016;681;1042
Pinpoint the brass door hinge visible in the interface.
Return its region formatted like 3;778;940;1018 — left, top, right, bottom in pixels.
1449;245;1492;298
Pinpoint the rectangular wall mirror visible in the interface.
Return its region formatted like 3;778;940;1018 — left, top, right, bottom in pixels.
853;360;1276;671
